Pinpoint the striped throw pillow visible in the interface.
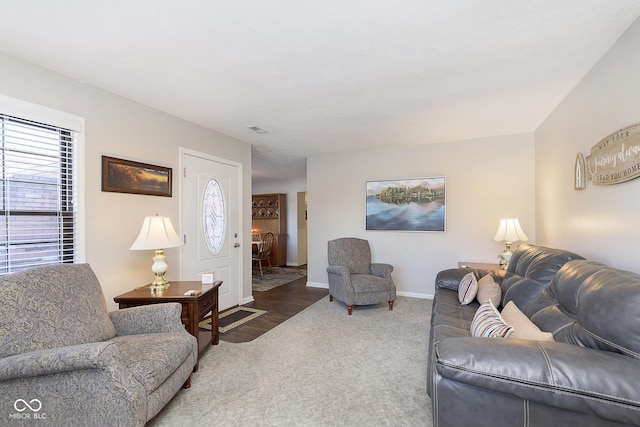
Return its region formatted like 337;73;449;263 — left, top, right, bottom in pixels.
458;272;478;305
471;301;513;338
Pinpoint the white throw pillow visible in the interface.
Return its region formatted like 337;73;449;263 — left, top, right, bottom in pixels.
470;301;513;338
501;301;554;341
458;272;478;305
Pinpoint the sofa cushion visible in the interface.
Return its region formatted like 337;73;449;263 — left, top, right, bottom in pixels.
458;272;478;305
0;264;116;358
524;260;640;359
477;274;501;306
470;301;513;338
500;244;584;309
109;332;196;394
501;301;553;341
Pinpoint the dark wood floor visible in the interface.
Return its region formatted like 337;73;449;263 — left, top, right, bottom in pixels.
219;272;328;343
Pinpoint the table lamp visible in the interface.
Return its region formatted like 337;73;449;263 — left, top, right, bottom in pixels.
130;214;183;290
493;218;528;270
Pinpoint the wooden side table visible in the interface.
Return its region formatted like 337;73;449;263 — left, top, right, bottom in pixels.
458;262;501;270
114;280;221;368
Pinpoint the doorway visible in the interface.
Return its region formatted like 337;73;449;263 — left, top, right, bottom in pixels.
180;149;242;310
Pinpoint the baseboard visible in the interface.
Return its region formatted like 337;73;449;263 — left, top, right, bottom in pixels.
305;282;433;300
396;291;433;300
306;281;328;289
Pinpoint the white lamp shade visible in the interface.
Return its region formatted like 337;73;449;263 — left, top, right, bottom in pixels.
130;215;183;250
493;218;529;243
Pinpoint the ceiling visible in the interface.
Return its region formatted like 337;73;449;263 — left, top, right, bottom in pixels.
2;1;640;184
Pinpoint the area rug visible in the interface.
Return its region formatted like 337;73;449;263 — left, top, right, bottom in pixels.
199;306;269;334
149;296;434;427
252;266;307;292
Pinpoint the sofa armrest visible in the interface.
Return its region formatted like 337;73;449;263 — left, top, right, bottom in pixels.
435;337;640;425
0;342;119;381
370;263;393;279
435;268;504;291
109;302;185;336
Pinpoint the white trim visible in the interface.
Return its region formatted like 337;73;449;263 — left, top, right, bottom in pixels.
0;93;86;263
306;281;433;300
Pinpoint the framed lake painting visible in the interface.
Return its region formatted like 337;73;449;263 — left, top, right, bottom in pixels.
366;177;446;232
101;156;172;197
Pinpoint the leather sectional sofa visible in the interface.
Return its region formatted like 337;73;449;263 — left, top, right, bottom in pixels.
428;244;640;426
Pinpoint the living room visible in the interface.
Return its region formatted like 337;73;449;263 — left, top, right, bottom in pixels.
2;2;640;426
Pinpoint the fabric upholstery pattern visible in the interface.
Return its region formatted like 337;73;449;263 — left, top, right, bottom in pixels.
0;264;197;426
326;237;395;313
0;263;116;358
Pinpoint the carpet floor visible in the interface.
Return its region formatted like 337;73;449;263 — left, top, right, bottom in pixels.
148;296;434;427
252;266;307;292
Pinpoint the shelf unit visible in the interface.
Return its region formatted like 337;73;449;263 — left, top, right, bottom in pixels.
251;193;287;266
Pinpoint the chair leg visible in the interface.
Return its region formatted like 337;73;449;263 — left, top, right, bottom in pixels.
329;295;333;302
388;300;394;311
183;374;192;389
259;261;264;278
347;305;353;315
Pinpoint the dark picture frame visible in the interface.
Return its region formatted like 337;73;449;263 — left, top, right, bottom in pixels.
366;177;446;232
101;156;172;197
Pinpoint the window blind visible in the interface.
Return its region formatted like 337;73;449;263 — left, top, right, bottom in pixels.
0;114;76;275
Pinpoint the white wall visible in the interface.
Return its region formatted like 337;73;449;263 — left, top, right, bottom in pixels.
0;52;253;311
535;17;640;272
253;177;307;266
307;134;535;297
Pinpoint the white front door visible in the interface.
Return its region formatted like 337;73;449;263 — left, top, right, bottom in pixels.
181;149;241;310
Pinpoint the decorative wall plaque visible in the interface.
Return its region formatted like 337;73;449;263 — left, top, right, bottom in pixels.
586;122;640;185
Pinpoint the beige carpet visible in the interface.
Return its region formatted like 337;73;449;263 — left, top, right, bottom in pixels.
148;296;434;426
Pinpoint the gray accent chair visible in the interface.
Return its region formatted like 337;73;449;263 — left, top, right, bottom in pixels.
327;237;395;315
0;263;197;426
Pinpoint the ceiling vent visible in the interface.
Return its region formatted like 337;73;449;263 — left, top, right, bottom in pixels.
248;126;268;134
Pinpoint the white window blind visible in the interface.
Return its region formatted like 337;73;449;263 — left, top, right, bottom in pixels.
0;114;76;275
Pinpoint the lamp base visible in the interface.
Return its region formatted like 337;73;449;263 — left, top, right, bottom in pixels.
498;241;514;270
149;249;171;291
149;275;170;291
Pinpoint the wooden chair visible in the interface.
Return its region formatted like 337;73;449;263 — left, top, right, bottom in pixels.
252;232;274;278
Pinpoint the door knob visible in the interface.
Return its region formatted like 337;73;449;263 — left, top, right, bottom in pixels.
234;243;240;248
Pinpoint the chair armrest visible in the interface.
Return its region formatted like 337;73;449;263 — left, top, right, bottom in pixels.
109;302;185;336
0;342;119;381
370;263;393;279
327;265;350;277
435;268;504;291
436;337;640;424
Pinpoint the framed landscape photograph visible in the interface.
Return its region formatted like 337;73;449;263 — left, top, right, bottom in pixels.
366;177;446;232
101;156;172;197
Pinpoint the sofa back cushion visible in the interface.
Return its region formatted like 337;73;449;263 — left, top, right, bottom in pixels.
0;263;116;358
500;244;584;308
524;260;640;359
328;238;371;274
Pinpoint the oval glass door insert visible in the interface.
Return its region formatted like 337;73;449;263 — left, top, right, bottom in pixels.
202;178;226;254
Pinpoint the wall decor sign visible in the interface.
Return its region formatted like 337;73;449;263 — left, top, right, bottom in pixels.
366;177;446;232
101;156;172;197
585;122;640;185
575;152;586;190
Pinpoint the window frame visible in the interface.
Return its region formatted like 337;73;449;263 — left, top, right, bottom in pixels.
0;94;85;269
